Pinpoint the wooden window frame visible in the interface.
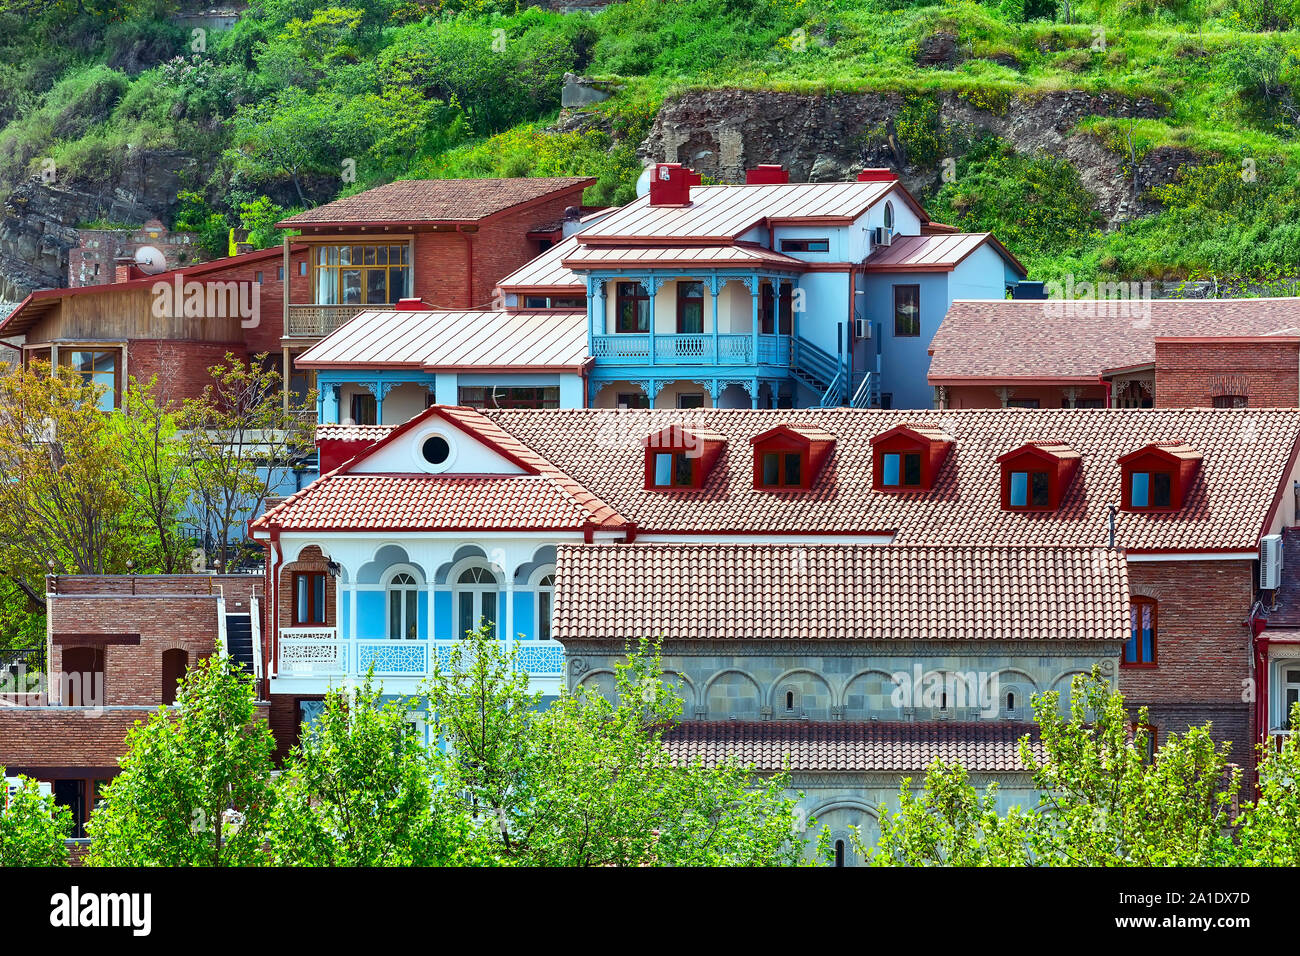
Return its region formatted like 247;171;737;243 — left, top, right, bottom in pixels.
615;282;650;333
292;571;327;626
1124;597;1158;668
675;281;705;334
893;284;920;337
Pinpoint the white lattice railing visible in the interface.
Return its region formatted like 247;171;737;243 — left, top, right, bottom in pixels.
279;629;344;675
276;632;564;678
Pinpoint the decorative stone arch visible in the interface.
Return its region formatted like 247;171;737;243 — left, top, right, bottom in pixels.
992;668;1039;719
1048;668;1091;715
807;798;880;867
767;668;833;720
576;667;620;706
434;545;495;585
839;668;905;719
513;545;557;585
358;544;422;585
660;670;697;714
702;668;762;720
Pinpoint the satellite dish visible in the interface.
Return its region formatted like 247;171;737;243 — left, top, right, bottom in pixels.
635;166;653;199
134;245;167;275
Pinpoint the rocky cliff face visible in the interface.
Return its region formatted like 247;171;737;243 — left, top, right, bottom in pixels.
0;147;200;302
641;88;1179;227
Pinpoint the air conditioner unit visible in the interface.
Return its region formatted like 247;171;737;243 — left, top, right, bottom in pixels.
1261;533;1283;589
854;317;871;339
873;226;893;247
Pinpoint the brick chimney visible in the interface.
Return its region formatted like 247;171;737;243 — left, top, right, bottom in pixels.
648;163;701;206
113;257;143;283
857;168;899;183
745;164;789;185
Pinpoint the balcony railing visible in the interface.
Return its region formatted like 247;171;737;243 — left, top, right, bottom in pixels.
592;333;791;367
277;629;565;678
285;304;371;338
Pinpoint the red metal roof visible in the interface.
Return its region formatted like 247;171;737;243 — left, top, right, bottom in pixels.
865;232;1026;276
296;308;588;372
554;543;1128;642
560;242;806;270
928;297;1300;383
662;721;1043;772
277;177;594;228
575;180;911;243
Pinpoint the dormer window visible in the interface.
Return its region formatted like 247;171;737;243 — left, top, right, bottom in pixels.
1119;443;1201;512
750;425;835;491
870;425;953;493
997;441;1079;512
644;425;725;491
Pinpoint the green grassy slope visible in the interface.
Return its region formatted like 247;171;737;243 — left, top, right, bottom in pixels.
0;0;1297;286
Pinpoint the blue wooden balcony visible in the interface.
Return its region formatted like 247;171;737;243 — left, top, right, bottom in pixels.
592;333;792;367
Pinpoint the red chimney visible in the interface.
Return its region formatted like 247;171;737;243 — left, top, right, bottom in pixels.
648;163;699;206
113;258;142;283
857;168;899;183
745;164;789;185
395;297;426;311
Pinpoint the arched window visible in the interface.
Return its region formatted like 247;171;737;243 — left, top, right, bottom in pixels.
456;566;499;638
388;571;419;640
61;646;104;707
834;839;846;867
162;649;189;705
785;691;795;711
1006;691;1016;714
536;573;554;641
883;201;894;231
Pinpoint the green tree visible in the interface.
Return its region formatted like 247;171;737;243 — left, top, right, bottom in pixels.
181;353;315;570
1232;702;1300;865
428;629;805;866
86;651;276;866
860;761;1034;866
268;675;475;866
1020;669;1238;866
0;773;72;866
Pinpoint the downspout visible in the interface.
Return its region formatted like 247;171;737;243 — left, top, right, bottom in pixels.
457;225;474;308
1100;374;1112;408
266;525;283;690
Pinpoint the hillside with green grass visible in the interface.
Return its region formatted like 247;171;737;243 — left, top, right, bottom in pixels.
0;0;1298;295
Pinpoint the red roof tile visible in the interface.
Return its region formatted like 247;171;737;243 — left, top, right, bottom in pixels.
485;407;1300;551
278;177;594;227
929;298;1300;383
553;543;1128;642
662;721;1042;772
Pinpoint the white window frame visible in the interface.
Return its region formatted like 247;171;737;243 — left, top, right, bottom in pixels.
529;566;556;642
384;565;422;641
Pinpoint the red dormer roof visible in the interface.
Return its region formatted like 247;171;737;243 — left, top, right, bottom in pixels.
997;441;1082;511
750;425;836;490
1118;442;1202;512
869;424;954;492
643;424;727;491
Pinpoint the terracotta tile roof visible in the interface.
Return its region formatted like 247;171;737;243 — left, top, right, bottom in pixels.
255;405;627;533
296;308;588;371
484;407;1300;551
553;543;1128;642
865;232;1026;276
277;177;594;227
561;242;805;270
249;474;603;532
316;423;392;443
929;298;1300;382
662;721;1042;772
496;234;584;292
575;181;903;243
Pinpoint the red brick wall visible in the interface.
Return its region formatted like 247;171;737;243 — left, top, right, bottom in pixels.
410;189;585;309
1121;559;1256;776
126;339;248;402
0;708;155;774
47;592;221;706
275;547;337;634
1155;340;1300;408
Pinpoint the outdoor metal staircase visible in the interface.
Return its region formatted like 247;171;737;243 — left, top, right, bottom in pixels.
850;370;880;408
791;336;848;407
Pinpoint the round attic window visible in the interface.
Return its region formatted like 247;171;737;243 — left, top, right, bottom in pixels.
422;435;451;466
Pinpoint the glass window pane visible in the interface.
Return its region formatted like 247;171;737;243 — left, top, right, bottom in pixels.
389;589;401;639
1132;472;1149;508
389;268;408;300
784;453;802;486
366;268;387;303
539;592;551;641
363;246;377;265
1010;472;1028;507
1031;471;1051;507
341;270;361;304
882;453;900;486
762;452;779;486
674;453;693;486
903;453;921;486
458;592;474;638
296;575;308;622
312;574;325;623
482;592;497;634
1153;472;1172;507
405;589;417;639
654;453;672;486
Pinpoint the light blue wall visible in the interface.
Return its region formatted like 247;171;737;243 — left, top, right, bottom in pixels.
316;368;584;423
868;272;951;410
434;591;452;641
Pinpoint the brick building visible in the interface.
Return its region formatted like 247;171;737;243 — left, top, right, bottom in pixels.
0;574;263;835
68;219;206;289
928;297;1300;410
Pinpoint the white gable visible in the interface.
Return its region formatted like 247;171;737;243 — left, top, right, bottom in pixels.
348;417;528;476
